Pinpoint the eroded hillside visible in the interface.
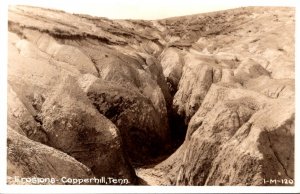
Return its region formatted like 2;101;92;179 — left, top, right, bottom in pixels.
7;5;295;186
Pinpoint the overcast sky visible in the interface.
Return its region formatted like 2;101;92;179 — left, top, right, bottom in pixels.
8;0;297;19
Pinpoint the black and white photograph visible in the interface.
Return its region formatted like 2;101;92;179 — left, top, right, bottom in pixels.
0;0;299;193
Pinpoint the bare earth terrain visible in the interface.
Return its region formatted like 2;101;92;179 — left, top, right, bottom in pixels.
7;5;294;186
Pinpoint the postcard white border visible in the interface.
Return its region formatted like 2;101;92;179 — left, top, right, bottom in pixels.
0;0;299;193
